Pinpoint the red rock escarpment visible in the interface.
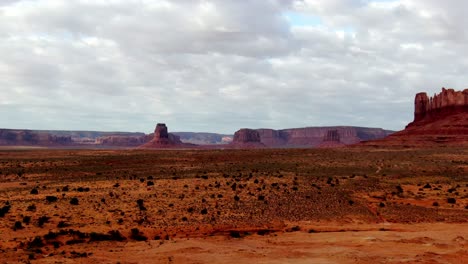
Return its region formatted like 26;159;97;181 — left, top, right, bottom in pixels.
256;127;392;148
96;135;149;147
0;129;72;146
229;129;266;148
367;88;468;146
409;88;468;128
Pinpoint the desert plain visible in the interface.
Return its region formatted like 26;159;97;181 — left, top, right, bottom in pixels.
0;146;466;263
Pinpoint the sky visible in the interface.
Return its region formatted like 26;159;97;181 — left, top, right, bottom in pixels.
1;0;467;134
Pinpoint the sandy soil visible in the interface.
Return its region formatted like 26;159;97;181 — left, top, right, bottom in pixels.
0;147;466;263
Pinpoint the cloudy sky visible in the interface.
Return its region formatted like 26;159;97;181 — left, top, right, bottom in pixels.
1;0;467;134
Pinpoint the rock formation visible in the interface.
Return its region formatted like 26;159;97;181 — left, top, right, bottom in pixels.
0;129;72;146
96;135;148;147
229;129;265;148
367;88;468;146
317;129;346;148
254;127;392;148
408;88;468;127
139;123;189;148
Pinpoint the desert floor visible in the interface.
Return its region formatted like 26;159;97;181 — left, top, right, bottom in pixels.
0;146;466;263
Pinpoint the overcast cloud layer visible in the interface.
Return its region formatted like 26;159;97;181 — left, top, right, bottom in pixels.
1;0;467;133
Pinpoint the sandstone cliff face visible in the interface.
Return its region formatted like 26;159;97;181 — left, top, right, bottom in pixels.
0;129;72;146
229;126;390;148
317;129;346;148
409;88;468;127
230;129;265;148
368;88;468;146
96;135;148;147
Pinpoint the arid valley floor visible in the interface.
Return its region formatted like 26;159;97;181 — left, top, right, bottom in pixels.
0;146;467;263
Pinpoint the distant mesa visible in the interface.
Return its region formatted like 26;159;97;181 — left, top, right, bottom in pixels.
0;129;72;146
368;88;468;146
229;128;266;148
227;126;388;148
317;129;346;148
255;126;392;148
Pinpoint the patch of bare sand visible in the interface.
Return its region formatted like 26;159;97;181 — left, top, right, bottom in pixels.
30;223;468;264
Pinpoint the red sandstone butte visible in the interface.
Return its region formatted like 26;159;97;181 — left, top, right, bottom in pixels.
139;123;188;148
371;88;468;146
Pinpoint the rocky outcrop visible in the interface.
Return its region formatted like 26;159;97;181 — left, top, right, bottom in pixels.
96;135;148;147
317;129;346;148
408;88;468;127
254;127;392;148
229;129;265;148
0;129;72;146
366;88;468;146
140;123;190;148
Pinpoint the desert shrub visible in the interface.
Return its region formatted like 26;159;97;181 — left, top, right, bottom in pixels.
57;221;70;228
396;185;404;193
234;195;240;201
43;231;59;240
13;221;23;230
37;216;50;227
70;197;79;205
200;208;208;215
30;188;39;195
27;204;36;212
432;202;439;207
229;231;241;238
89;231;125;242
137;199;146;210
28;237;44;248
257;229;271;236
130;228;147;241
0;205;11;217
447;198;456;204
62;186;69;192
23;216;31;224
147;181;154;186
45;196;58;202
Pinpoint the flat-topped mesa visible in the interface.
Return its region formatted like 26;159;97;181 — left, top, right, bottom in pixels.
323;130;340;142
233;128;261;143
409;88;468;127
229;128;265;148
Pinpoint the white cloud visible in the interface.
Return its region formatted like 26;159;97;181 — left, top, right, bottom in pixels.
0;0;467;133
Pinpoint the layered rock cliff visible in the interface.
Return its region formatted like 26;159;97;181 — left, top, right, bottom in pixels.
228;126;391;148
229;129;265;148
368;88;468;146
0;129;72;146
408;88;468;127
